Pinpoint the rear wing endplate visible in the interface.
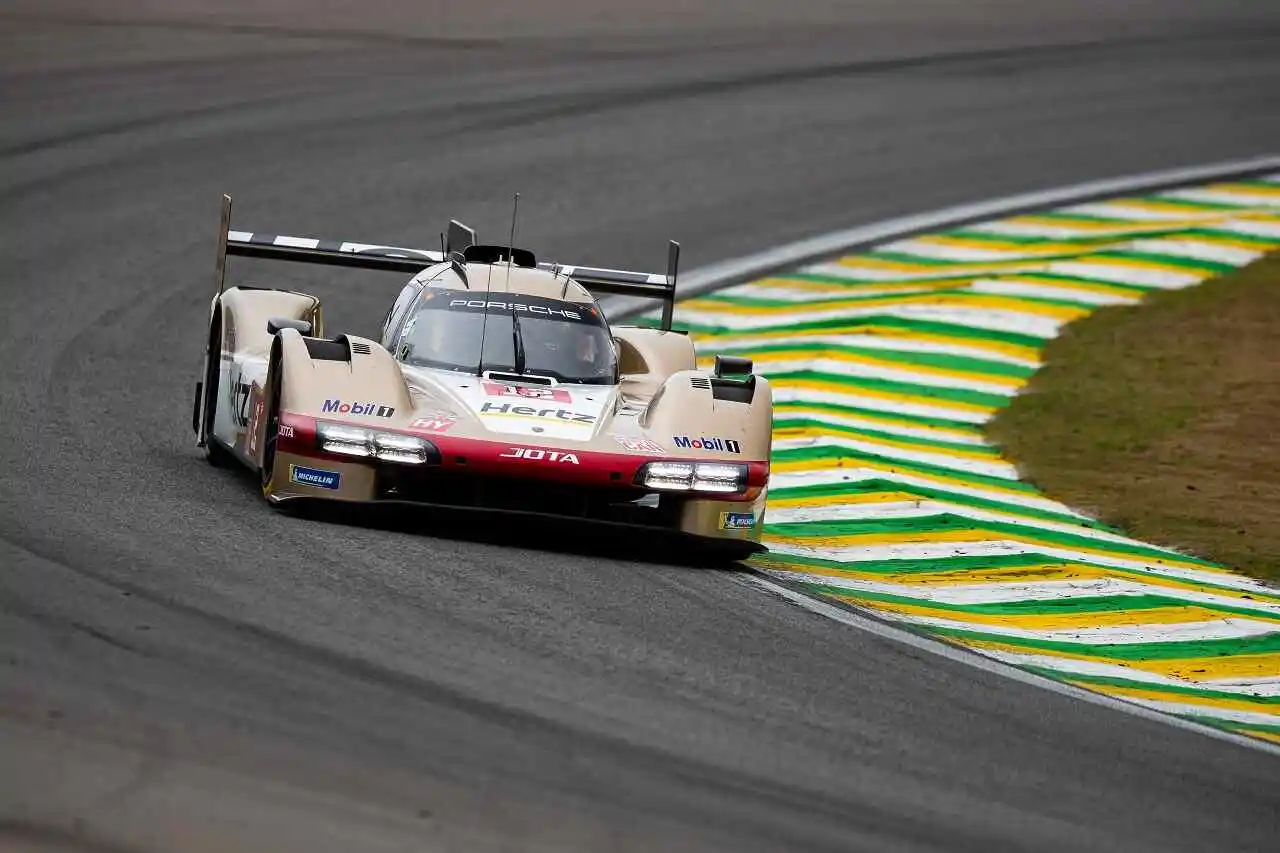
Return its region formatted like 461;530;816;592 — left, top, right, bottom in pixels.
541;240;679;331
215;194;681;330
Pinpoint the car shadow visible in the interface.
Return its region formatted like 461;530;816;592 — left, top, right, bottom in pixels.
286;499;757;570
192;450;760;569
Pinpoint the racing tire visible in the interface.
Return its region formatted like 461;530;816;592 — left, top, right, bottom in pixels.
259;340;284;499
206;437;236;468
695;540;764;567
202;310;234;468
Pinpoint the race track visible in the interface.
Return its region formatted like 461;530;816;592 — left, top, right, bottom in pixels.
2;2;1278;850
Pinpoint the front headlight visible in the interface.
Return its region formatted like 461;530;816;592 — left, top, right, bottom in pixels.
641;461;696;490
373;432;430;464
316;423;432;464
638;461;748;494
691;462;747;493
318;423;373;457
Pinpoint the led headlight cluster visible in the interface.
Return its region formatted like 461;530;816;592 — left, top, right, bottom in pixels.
637;461;748;494
316;422;435;464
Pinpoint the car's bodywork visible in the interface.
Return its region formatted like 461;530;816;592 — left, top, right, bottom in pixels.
194;196;772;555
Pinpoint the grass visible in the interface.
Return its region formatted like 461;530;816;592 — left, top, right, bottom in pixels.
988;251;1280;583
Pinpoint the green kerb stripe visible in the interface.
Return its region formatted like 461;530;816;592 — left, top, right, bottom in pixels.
1038;671;1280;704
772;400;984;434
925;626;1280;661
767;515;1204;565
806;587;1280;623
772;419;1003;457
768;478;1121;531
723;342;1035;379
772;445;1039;493
770;369;1009;409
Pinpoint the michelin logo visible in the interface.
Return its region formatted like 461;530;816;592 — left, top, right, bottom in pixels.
673;435;741;454
290;464;341;490
719;512;755;530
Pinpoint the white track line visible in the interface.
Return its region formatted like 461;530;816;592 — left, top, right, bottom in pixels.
603;155;1280;754
741;572;1280;757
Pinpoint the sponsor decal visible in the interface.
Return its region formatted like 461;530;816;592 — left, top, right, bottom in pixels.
719;512;755;530
480;402;595;424
409;416;454;433
483;381;571;403
611;434;665;454
499;447;580;464
322;399;395;418
290;464;341;490
278;423;295;439
231;380;252;427
448;298;582;321
246;397;265;456
673;435;741;454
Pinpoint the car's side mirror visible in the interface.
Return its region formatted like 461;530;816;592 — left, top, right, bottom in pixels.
714;355;752;378
267;317;312;336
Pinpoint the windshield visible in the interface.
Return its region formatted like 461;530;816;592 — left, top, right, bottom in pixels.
395;288;616;384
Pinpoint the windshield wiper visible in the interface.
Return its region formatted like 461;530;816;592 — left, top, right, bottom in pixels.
510;306;526;376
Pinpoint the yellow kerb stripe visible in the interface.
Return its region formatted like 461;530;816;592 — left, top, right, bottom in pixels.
690;326;1043;364
957;641;1280;683
767;489;924;509
1238;729;1280;745
681;292;1088;321
833;255;1070;277
769;376;997;416
1153;233;1280;252
770;456;1042;502
699;349;1025;390
1069;682;1280;717
910;235;1110;255
765;527;1211;572
771;407;983;443
747;276;979;294
760;554;1280;606
771;426;1002;462
1065;253;1220;276
987;275;1147;299
998;215;1222;233
849;598;1280;631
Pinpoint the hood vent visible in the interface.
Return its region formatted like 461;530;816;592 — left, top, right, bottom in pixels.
350;341;372;355
485;371;553;386
689;376;711;390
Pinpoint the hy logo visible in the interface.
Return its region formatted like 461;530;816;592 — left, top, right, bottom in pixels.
409;417;454;433
322;399;395;418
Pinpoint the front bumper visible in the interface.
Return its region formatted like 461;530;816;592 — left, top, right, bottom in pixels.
266;413;769;545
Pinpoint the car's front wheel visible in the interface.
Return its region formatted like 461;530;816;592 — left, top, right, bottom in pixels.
201;311;236;468
259;340;284;499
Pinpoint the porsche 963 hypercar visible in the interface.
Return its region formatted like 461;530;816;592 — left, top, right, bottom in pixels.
193;196;772;555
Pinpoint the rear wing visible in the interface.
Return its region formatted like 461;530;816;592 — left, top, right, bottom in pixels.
215;194;680;330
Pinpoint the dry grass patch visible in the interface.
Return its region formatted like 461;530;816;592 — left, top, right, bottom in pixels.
989;252;1280;582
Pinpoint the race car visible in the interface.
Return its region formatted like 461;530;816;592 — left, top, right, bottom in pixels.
193;195;772;556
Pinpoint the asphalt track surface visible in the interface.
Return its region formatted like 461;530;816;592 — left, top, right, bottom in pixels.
2;2;1279;851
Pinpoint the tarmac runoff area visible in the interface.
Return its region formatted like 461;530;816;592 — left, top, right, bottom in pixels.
662;171;1280;745
5;6;1280;847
